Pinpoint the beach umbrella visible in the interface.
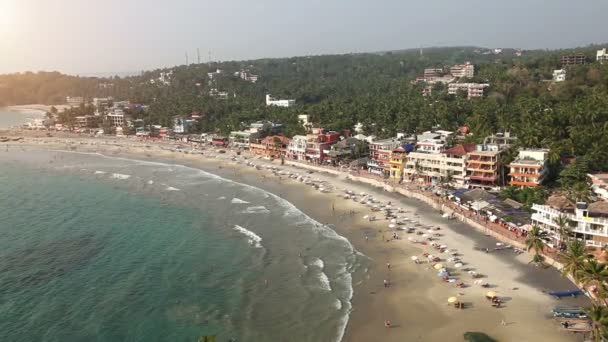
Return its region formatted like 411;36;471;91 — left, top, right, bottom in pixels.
388;224;396;229
390;219;397;223
486;291;497;298
448;297;459;304
410;256;418;261
454;263;464;268
363;215;369;219
422;234;429;237
434;263;444;270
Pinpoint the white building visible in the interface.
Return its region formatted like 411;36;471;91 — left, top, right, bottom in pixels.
508;149;549;188
597;48;608;64
532;201;608;248
207;69;222;80
237;70;259;83
553;69;566;82
93;97;113;114
107;108;127;127
287;135;308;160
448;83;489;99
450;62;475;78
266;94;295;107
66;96;84;107
404;144;475;186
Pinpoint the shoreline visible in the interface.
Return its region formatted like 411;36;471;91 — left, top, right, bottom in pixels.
1;133;589;341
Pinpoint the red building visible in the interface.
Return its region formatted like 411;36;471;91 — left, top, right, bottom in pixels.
305;129;341;163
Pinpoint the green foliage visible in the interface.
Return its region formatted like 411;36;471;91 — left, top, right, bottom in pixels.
499;185;547;211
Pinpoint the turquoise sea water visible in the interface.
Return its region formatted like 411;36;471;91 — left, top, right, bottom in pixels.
0;150;364;342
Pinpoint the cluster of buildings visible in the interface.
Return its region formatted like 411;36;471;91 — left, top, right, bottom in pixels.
415;62;489;98
150;71;172;86
553;49;608;83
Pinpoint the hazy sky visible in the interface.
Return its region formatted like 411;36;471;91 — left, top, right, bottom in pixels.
1;0;607;75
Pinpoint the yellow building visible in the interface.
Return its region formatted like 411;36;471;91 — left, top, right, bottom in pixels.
388;146;408;180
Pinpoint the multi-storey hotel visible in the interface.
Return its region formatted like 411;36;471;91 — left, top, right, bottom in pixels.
508;149;549;187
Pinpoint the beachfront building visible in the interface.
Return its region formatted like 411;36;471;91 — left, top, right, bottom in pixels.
266;94;296;107
598;48;608;64
367;138;402;176
508;149;549;188
211;136;229;147
448;83;489;99
305;129;340;163
403;143;474;186
532;200;608;248
249;136;291;159
589;173;608;201
229;121;283;149
66;96;85;107
325;137;367;166
106;108;128;127
388;144;414;181
467;145;503;189
553;69;566;82
450;62;475;78
75;115;101;129
287;135;308;161
561;54;586;66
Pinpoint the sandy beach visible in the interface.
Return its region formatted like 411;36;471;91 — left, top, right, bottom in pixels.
1;131;590;341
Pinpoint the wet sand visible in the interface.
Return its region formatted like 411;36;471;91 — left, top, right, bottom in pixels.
3;134;589;342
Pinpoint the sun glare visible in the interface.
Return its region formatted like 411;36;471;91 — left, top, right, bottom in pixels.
0;0;16;34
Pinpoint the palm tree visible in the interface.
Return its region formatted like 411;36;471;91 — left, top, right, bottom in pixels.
525;225;546;264
585;304;608;342
580;259;608;303
559;240;590;282
554;214;571;249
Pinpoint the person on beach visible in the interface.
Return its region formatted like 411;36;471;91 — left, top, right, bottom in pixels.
384;320;391;328
384;279;389;288
501;319;506;326
387;262;391;269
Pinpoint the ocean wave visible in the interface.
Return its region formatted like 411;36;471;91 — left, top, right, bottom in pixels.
233;225;263;248
147;180;154;185
111;173;131;180
242;206;270;214
231;198;249;204
166;186;180;191
217;196;226;200
94;171;106;175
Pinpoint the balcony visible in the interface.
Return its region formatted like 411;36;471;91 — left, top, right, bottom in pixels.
510;180;540;187
510;172;540;178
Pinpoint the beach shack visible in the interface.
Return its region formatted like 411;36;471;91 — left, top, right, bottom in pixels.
211;136;229;147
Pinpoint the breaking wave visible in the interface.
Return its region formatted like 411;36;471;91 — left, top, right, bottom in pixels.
233;225;263;248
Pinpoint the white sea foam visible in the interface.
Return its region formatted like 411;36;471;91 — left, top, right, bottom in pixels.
166;186;180;191
147;180;154;184
318;272;332;291
311;258;325;270
94;170;106;174
231;198;249;204
233;225;263;248
334;299;342;310
217;196;226;200
111;173;131;180
242;206;270;214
